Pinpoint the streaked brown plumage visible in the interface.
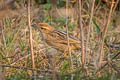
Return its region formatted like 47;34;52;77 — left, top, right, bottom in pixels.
37;23;81;55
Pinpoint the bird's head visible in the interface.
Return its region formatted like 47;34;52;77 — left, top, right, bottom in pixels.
37;23;54;33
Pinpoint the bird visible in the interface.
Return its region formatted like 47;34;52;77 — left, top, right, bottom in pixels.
37;23;81;56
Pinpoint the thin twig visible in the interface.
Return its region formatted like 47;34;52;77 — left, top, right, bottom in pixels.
27;0;35;74
28;0;35;69
1;20;6;48
78;0;85;66
98;0;115;68
0;21;5;80
66;0;74;80
113;0;120;12
0;64;52;72
85;0;95;63
66;0;73;69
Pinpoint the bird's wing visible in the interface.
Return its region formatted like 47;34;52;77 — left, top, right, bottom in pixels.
50;30;81;44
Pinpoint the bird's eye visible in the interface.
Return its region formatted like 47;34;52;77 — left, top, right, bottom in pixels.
41;27;44;29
